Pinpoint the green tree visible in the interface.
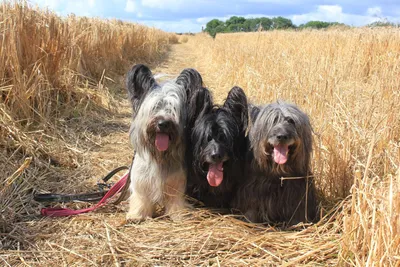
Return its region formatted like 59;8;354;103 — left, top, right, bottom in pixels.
242;19;252;31
205;19;224;30
214;25;226;34
242;18;258;31
298;21;348;29
302;21;331;29
259;17;273;30
205;19;225;37
204;16;318;37
367;21;399;27
227;23;244;32
272;16;295;29
225;16;246;27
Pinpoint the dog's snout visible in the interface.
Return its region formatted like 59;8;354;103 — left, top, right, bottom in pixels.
158;120;171;131
211;152;223;161
277;135;288;141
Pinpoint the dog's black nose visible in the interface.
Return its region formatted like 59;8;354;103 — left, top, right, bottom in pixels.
158;120;171;130
277;135;288;141
211;152;223;161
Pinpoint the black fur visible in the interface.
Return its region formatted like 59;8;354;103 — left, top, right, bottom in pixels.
177;68;204;97
125;64;157;112
248;104;261;125
186;86;248;208
176;68;206;129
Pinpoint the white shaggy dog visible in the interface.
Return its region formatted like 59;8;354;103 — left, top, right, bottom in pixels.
125;64;193;221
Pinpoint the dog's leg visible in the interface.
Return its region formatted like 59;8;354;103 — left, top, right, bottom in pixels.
126;188;154;222
232;187;261;223
285;181;317;225
126;161;154;222
164;170;189;221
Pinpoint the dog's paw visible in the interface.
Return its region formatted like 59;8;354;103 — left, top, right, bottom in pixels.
244;210;259;223
184;201;193;210
168;210;188;222
126;213;146;223
166;204;190;221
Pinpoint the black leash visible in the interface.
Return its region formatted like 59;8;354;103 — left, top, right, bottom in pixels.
113;153;135;205
34;166;130;203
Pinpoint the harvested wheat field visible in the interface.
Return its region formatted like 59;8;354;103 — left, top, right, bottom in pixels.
1;2;400;266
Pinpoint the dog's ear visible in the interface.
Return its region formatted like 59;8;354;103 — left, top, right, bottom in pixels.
188;87;213;128
223;86;248;131
126;64;156;108
176;68;203;97
248;104;261;124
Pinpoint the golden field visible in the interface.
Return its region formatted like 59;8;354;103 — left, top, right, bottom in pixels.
188;30;400;265
1;2;400;266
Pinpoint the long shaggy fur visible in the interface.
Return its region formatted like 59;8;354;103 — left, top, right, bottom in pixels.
176;68;205;129
233;101;317;225
126;64;156;112
186;86;248;208
125;64;191;221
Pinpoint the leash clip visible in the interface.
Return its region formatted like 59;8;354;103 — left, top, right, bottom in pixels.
97;181;114;192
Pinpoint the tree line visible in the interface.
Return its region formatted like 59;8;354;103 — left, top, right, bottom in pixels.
205;16;350;37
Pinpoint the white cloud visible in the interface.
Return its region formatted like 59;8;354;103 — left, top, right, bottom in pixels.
196;13;277;24
137;19;201;33
366;6;382;17
141;0;185;12
317;5;342;16
125;0;136;13
196;16;229;24
291;5;382;26
30;0;65;10
28;0;100;17
292;5;343;24
88;0;96;8
63;1;94;16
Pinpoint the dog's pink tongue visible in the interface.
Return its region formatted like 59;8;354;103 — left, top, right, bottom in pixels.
155;133;169;151
273;144;289;164
207;163;224;187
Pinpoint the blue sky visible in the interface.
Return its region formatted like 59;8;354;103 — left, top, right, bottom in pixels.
26;0;400;32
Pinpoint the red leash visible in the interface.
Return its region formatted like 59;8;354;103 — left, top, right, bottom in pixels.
40;172;129;217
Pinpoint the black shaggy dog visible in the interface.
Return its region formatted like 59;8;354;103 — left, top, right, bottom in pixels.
232;101;318;226
185;86;249;208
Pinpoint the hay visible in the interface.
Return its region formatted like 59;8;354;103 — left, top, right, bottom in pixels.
1;209;342;266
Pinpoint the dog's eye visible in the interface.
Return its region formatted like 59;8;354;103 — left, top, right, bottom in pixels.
286;118;295;125
207;135;212;142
